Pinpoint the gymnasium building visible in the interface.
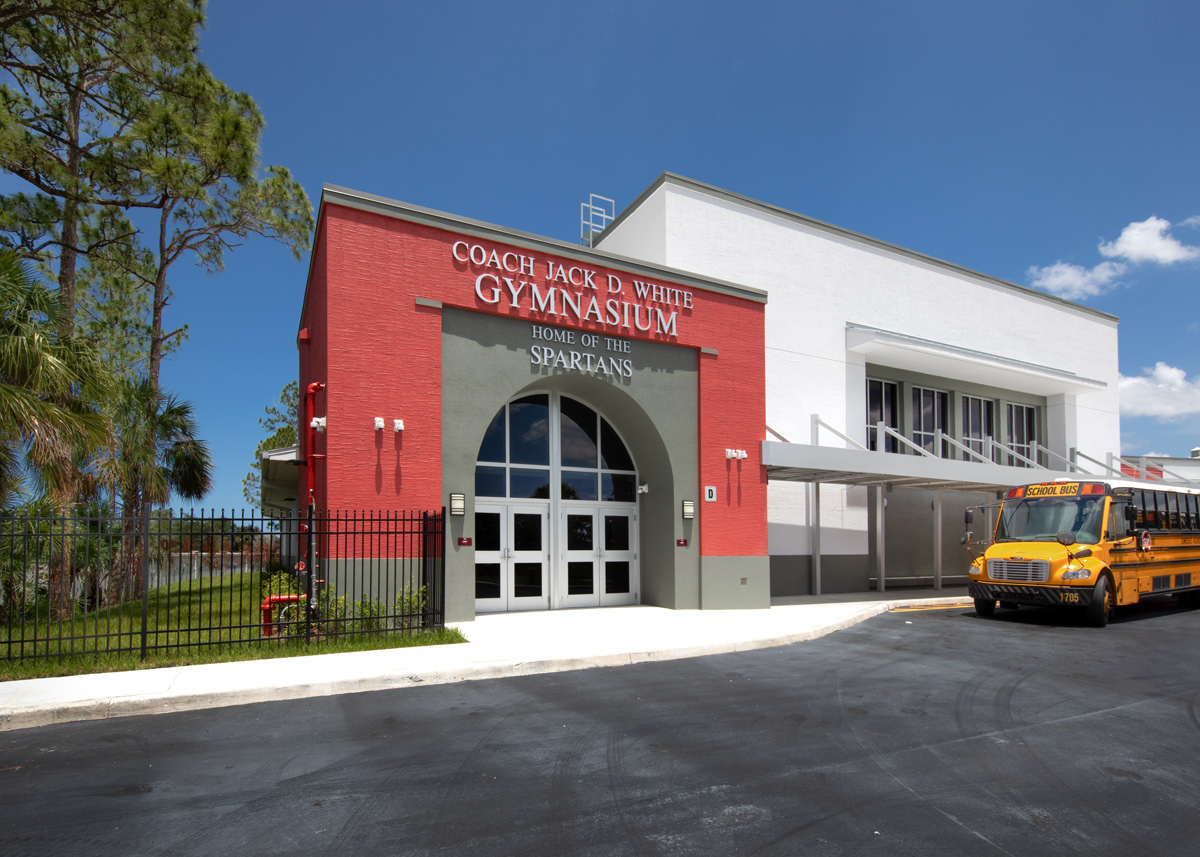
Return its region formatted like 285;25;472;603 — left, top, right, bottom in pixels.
267;173;1123;623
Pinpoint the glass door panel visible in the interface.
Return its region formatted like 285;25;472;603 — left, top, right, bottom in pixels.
601;510;637;606
561;509;600;608
508;508;549;609
474;507;503;611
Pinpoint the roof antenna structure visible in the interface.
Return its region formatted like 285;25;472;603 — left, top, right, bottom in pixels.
580;193;615;247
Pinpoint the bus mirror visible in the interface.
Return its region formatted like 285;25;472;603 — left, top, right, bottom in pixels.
964;509;974;525
960;532;972;545
1124;505;1137;522
1056;531;1075;547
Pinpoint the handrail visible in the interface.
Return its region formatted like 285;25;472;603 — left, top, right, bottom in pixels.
1074;449;1122;477
794;416;1199;486
1107;453;1200;487
811;414;868;451
1034;442;1090;474
879;422;936;458
988;437;1042;469
937;431;990;464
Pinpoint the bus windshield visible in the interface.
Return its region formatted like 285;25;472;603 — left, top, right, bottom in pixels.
995;495;1107;544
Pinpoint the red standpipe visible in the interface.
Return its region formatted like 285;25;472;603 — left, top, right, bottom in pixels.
305;382;326;505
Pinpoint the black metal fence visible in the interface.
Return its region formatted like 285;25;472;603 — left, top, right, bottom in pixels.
0;505;445;662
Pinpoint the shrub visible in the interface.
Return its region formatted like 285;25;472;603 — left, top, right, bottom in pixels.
394;585;427;631
354;596;387;635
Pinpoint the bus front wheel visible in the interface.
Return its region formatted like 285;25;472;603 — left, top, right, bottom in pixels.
1087;577;1112;628
974;598;996;617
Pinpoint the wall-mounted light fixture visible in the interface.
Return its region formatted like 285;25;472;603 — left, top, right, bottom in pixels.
725;448;748;459
682;500;695;520
637;483;649;494
394;419;404;432
449;493;466;516
374;417;384;431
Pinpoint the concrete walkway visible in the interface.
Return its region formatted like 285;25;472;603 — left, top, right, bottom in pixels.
0;588;971;732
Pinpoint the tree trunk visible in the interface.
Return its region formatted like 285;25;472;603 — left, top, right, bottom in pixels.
48;538;74;620
57;69;86;340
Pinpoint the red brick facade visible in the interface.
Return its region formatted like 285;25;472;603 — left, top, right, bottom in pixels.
298;198;767;559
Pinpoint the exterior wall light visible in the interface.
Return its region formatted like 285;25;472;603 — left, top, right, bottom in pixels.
725;448;748;459
394;419;404;432
374;417;384;430
449;493;466;516
637;483;649;494
682;500;695;520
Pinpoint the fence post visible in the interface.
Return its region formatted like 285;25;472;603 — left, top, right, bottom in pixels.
140;500;151;660
306;503;317;643
422;510;437;628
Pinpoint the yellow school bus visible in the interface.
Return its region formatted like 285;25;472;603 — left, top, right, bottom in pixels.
965;478;1200;627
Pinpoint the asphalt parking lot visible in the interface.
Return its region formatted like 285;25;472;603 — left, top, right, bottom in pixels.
3;597;1199;856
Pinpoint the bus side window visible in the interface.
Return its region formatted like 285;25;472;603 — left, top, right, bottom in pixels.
1106;501;1120;540
1168;493;1182;529
1155;491;1171;530
1133;490;1148;528
1187;494;1199;530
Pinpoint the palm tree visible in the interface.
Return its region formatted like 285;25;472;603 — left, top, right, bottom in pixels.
95;376;212;603
0;250;110;508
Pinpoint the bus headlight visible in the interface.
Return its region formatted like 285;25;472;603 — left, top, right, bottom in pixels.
1060;566;1091;580
968;564;982;576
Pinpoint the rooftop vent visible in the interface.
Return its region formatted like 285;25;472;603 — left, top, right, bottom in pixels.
1191;446;1200;459
580;193;615;247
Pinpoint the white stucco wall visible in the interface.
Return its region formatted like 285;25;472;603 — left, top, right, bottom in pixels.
592;186;667;267
599;176;1123;560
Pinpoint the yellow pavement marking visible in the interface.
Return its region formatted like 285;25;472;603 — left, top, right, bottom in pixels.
889;603;973;613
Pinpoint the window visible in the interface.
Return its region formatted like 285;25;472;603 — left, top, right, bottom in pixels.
1155;491;1171;530
1166;493;1182;530
1107;499;1127;540
1005;403;1037;467
961;396;994;462
866;379;899;452
912;387;949;457
475;395;637;502
1132;489;1149;528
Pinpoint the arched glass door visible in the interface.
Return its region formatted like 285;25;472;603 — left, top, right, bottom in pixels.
473;393;639;612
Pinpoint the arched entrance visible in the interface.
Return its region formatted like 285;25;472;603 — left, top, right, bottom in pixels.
473;392;639;612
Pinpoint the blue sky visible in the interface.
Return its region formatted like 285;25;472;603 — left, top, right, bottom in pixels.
18;1;1200;509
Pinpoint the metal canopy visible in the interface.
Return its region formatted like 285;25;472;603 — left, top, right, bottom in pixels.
260;445;301;514
761;439;1082;597
761;440;1081;493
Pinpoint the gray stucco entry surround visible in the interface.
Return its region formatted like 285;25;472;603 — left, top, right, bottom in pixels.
439;306;708;622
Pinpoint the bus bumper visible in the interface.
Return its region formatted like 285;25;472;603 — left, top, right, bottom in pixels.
968;580;1095;608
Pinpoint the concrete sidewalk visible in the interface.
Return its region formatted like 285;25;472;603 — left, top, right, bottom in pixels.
0;589;971;732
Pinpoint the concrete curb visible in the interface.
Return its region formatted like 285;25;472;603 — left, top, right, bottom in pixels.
0;597;970;732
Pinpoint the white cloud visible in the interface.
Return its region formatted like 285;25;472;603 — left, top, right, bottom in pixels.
1119;362;1200;419
1026;260;1126;300
1098;215;1200;264
1180;215;1200;229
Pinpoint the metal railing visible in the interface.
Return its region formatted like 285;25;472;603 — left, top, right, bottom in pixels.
0;505;445;662
805;414;1199;486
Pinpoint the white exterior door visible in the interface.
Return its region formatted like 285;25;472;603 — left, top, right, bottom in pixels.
561;508;601;608
474;503;550;613
598;509;637;606
558;505;637;608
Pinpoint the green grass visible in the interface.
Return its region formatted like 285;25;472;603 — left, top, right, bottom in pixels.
1;571;465;681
